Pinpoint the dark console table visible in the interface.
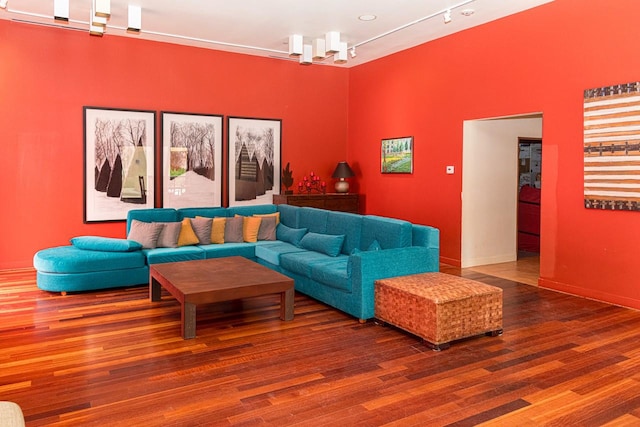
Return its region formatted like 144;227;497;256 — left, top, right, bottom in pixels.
273;193;360;214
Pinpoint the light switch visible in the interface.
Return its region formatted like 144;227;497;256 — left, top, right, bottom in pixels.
446;165;455;174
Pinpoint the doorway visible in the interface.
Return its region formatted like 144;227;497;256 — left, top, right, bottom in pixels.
461;113;543;269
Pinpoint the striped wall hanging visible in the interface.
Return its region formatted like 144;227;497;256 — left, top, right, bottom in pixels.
584;81;640;211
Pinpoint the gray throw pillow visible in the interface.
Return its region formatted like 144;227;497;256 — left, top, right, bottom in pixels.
257;216;277;241
127;219;164;249
155;222;182;248
224;216;244;243
190;217;213;245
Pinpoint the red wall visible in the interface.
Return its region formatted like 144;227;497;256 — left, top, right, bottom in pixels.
3;0;640;311
0;20;348;269
348;0;640;308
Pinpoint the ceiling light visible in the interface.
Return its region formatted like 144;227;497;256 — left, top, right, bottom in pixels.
334;42;347;64
0;0;8;9
300;44;312;65
325;31;341;54
54;0;69;22
358;14;376;21
312;38;326;60
127;5;141;33
288;34;303;56
460;8;475;16
89;10;104;36
93;0;110;18
91;4;107;27
443;9;452;24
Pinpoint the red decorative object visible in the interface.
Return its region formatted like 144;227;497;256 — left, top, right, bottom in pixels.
297;171;326;194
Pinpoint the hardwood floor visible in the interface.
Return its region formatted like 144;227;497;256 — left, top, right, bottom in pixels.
2;266;640;426
467;254;540;287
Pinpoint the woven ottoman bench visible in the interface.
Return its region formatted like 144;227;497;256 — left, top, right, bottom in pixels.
375;272;503;350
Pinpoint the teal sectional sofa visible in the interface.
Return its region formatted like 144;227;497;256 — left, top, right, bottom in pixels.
34;204;439;321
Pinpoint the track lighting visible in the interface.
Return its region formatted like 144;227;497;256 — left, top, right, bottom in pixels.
54;0;69;21
127;5;141;33
325;31;341;54
288;31;350;65
288;34;303;56
312;38;326;60
300;44;312;65
334;42;347;64
444;9;452;24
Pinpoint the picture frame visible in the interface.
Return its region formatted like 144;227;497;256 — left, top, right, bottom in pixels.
83;106;156;223
381;136;413;174
161;112;224;208
227;116;281;207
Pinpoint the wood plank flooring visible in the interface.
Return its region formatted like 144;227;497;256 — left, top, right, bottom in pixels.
1;266;640;426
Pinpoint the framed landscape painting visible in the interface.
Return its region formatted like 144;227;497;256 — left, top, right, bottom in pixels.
161;112;223;208
84;106;156;223
381;136;413;174
227;116;281;207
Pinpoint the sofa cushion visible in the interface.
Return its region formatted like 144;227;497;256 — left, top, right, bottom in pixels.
177;218;200;246
201;243;257;259
276;224;307;246
70;236;142;252
144;246;205;264
361;215;412;250
178;207;228;220
280;251;346;277
236;215;262;243
227;204;277;217
327;211;363;255
211;217;226;244
127;220;164;249
299;207;329;234
255;241;306;266
224;216;244;243
257;216;277;241
276;204;300;228
34;246;146;273
190;217;212;245
299;232;345;257
127;208;178;234
309;258;351;292
156;222;182;248
254;212;280;224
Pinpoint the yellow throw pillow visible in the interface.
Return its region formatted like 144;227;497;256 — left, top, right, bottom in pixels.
254;212;280;225
211;217;226;244
177;218;200;246
236;214;262;243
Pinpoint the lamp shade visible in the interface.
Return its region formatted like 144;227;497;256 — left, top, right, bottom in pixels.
332;161;355;179
332;161;354;192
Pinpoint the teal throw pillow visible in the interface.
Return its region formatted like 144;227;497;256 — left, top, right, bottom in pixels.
299;232;345;257
70;236;143;252
276;224;308;247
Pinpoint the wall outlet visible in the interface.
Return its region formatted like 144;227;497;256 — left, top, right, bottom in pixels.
446;165;455;174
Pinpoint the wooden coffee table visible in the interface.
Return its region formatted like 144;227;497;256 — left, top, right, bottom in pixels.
149;256;295;339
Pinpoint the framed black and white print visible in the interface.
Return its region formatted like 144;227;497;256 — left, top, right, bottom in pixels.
381;136;413;174
161;112;223;208
83;106;156;223
227;116;281;207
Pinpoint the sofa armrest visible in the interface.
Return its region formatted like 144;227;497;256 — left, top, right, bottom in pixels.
348;246;439;319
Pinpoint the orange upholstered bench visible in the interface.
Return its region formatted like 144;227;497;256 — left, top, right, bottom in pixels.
375;272;503;350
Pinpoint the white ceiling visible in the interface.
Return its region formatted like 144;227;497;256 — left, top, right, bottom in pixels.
0;0;553;67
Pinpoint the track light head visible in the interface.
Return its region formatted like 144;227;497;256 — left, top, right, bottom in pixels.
350;46;356;58
0;0;8;9
444;9;452;24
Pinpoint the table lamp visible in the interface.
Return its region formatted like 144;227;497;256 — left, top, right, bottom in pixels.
331;161;355;193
